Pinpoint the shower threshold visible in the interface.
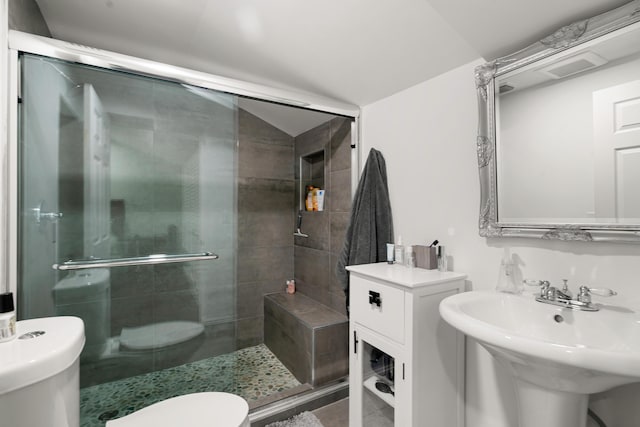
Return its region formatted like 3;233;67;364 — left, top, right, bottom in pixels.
249;380;349;427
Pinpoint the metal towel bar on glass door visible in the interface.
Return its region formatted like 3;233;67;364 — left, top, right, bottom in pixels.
52;252;218;270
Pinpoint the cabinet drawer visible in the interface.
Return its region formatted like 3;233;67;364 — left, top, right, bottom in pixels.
350;275;405;344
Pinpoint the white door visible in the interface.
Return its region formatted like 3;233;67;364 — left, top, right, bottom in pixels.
593;80;640;223
83;84;111;259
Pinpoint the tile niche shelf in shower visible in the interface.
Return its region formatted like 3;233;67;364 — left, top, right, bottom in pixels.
299;149;325;211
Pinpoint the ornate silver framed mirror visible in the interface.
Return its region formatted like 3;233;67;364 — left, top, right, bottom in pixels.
476;0;640;242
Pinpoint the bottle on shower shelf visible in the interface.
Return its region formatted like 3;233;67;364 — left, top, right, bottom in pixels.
286;279;296;294
305;186;314;211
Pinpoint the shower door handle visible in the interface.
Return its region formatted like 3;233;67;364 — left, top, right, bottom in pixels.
32;201;63;224
52;251;219;270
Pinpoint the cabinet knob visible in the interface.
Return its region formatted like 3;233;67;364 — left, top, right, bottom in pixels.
369;290;381;307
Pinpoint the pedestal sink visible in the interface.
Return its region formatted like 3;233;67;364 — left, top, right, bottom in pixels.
439;291;640;427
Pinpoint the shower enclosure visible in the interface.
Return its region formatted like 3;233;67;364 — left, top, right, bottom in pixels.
9;32;358;427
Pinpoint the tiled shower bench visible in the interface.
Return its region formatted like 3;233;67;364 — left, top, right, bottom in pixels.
264;292;349;387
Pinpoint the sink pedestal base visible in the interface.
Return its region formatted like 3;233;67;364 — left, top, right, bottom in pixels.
515;379;588;427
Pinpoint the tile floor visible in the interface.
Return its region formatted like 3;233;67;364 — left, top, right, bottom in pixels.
80;344;300;427
312;398;349;427
312;391;394;427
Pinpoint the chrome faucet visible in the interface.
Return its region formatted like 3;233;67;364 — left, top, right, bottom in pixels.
523;279;616;312
557;279;572;300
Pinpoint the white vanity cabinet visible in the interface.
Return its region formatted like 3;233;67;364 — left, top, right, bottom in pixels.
346;263;466;427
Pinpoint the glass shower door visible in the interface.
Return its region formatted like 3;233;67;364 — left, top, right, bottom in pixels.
18;53;238;425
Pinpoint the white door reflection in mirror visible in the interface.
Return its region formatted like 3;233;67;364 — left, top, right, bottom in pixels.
594;81;640;224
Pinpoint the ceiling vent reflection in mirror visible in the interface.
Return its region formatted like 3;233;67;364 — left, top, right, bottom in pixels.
539;51;608;79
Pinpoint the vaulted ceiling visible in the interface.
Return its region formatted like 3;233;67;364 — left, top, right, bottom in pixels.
32;0;627;105
34;0;630;108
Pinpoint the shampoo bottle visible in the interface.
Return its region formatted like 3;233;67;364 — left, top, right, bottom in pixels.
305;186;314;211
316;189;325;211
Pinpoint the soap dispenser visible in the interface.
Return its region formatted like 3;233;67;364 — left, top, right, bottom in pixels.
496;249;521;294
394;236;405;266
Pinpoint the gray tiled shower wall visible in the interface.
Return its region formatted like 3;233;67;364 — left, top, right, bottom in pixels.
294;118;352;316
236;110;352;348
236;109;296;347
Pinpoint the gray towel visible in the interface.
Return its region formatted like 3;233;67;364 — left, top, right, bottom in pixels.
336;148;394;300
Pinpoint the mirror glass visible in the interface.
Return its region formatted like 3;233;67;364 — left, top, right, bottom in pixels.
496;22;640;225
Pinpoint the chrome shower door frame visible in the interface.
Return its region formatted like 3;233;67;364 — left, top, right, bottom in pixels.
4;29;360;305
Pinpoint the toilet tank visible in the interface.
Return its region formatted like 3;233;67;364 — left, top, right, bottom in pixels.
54;268;110;359
0;316;85;427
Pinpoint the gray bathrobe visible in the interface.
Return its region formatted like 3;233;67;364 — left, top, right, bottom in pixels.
336;148;393;311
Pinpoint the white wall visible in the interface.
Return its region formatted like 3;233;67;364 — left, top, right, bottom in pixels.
361;58;640;427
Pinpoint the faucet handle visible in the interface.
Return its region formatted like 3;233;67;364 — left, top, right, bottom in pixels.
583;286;617;297
577;286;617;304
523;279;551;298
523;279;550;287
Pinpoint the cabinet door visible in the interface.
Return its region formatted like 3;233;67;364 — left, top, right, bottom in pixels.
350;326;407;427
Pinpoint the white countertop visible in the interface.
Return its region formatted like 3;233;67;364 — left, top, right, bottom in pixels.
346;262;467;289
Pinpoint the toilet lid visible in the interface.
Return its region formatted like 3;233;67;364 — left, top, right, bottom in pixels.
119;321;204;351
105;392;249;427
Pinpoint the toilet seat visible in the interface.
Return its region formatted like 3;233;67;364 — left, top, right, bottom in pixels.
119;321;204;351
105;392;250;427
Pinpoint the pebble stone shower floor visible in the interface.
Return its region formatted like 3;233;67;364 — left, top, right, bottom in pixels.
80;344;301;427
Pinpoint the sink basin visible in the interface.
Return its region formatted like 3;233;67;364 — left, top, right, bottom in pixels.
439;290;640;427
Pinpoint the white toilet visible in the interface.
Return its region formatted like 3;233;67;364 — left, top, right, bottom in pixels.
53;268;205;361
0;316;85;427
105;392;250;427
0;316;248;427
53;269;110;359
